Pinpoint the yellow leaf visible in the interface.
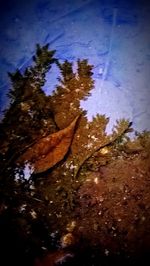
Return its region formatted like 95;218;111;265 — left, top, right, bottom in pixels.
17;116;79;174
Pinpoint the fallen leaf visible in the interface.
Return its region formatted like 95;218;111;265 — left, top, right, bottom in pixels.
17;116;79;173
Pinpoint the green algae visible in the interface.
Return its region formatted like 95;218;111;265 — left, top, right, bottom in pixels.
0;44;150;265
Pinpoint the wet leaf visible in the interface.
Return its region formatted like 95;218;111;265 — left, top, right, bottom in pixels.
73;118;131;177
17;116;79;173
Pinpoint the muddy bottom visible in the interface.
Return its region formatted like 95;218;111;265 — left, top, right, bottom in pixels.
32;148;150;265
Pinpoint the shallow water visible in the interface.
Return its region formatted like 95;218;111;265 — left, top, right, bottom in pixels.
0;1;150;265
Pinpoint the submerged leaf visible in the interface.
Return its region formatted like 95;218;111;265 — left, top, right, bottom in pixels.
17;116;79;173
73;118;131;177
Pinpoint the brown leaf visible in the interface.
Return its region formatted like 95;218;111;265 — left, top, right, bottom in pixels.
17;116;79;173
73;118;131;178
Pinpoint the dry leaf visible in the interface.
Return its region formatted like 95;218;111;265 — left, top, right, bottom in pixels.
17;116;79;173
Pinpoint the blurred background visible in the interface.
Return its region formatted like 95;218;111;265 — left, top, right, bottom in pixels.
0;0;150;134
